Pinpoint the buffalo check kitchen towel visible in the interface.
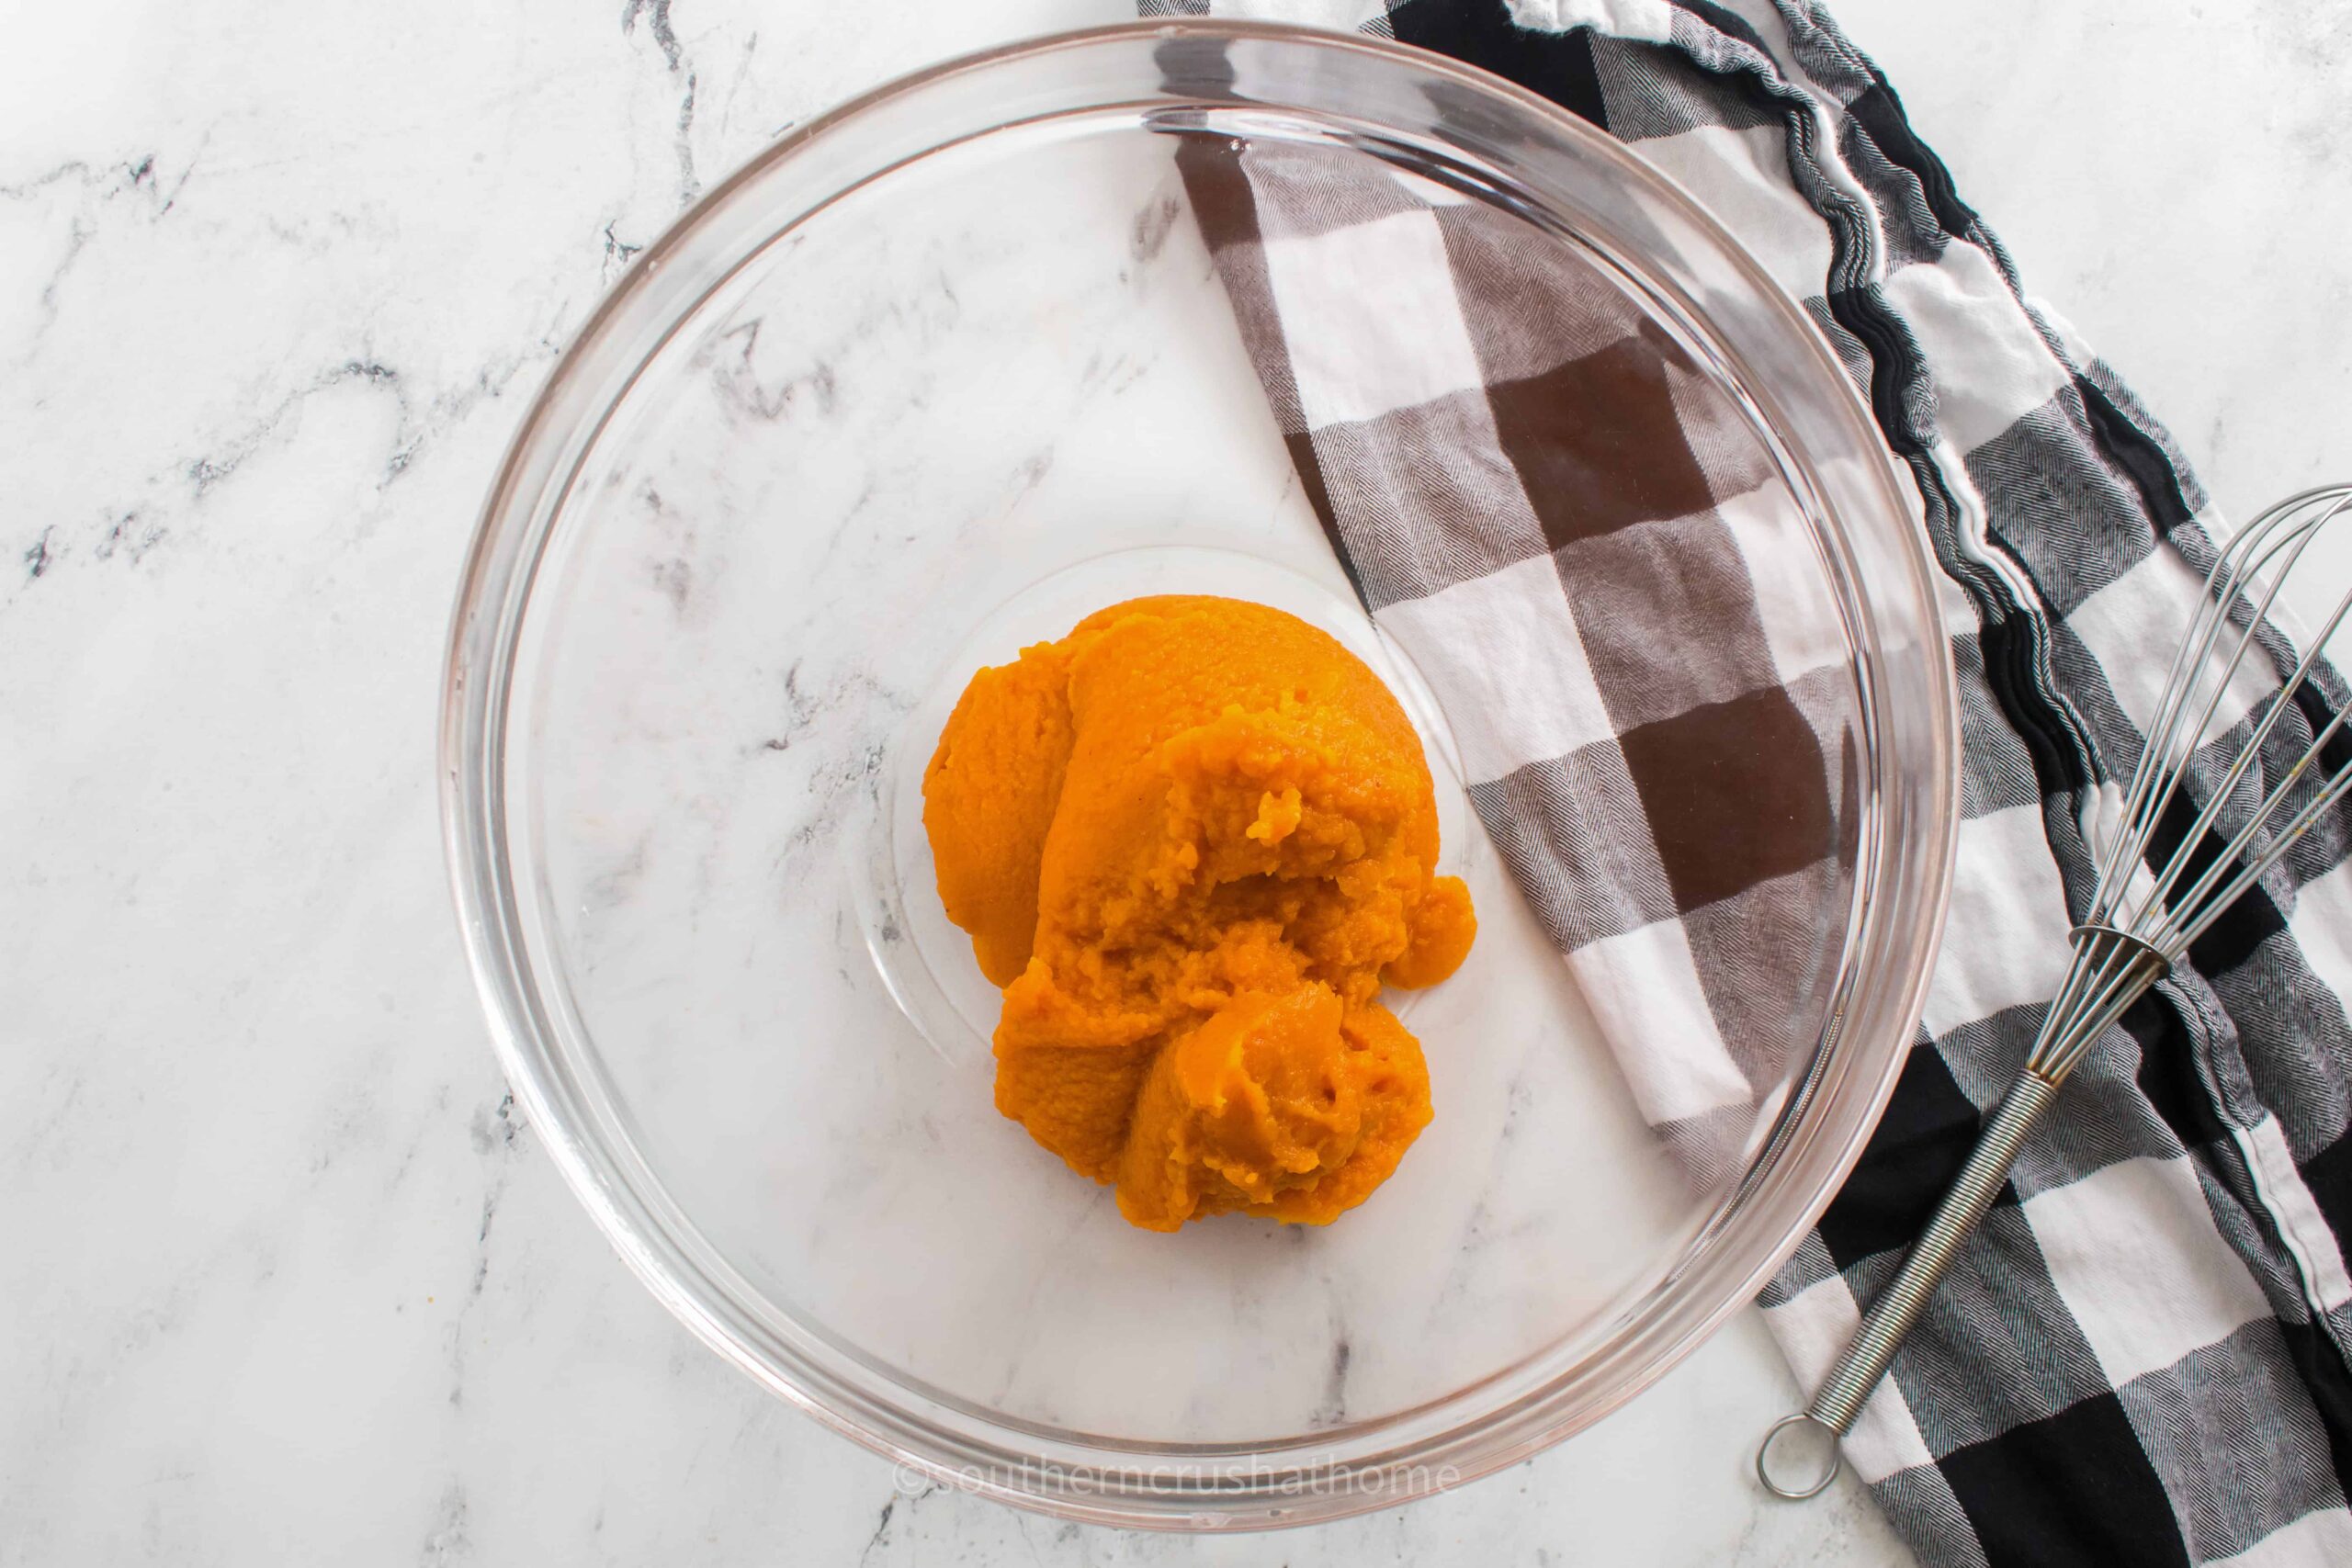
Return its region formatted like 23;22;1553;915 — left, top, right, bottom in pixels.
1138;1;2352;1563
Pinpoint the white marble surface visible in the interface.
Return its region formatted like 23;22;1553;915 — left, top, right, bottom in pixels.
4;1;2344;1562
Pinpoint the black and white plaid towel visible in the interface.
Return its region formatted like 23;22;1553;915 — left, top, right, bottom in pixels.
1139;1;2352;1562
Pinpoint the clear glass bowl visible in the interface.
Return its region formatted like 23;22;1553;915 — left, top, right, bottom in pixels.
441;20;1956;1530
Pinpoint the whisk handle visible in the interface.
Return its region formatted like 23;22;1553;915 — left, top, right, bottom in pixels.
1758;1071;2061;1499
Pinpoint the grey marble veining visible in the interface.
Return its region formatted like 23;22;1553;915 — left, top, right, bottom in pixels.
5;1;2344;1562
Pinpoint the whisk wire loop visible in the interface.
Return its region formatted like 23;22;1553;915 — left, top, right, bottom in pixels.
2102;491;2352;941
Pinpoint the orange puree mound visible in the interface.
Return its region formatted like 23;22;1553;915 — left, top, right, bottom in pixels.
922;595;1476;1229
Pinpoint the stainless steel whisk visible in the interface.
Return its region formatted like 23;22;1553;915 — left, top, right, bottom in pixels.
1758;484;2352;1501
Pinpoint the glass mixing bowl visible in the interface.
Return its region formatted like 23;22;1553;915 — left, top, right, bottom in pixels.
442;20;1957;1530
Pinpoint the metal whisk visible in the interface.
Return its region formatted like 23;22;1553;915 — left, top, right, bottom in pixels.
1758;484;2352;1500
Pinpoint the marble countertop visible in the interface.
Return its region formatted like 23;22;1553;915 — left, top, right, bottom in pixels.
5;1;2345;1562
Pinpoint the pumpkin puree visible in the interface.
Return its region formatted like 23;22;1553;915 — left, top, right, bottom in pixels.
922;595;1475;1230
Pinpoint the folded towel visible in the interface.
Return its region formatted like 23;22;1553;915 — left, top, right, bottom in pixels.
1142;2;2352;1563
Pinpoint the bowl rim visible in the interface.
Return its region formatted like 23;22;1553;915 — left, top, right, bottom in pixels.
440;17;1960;1531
